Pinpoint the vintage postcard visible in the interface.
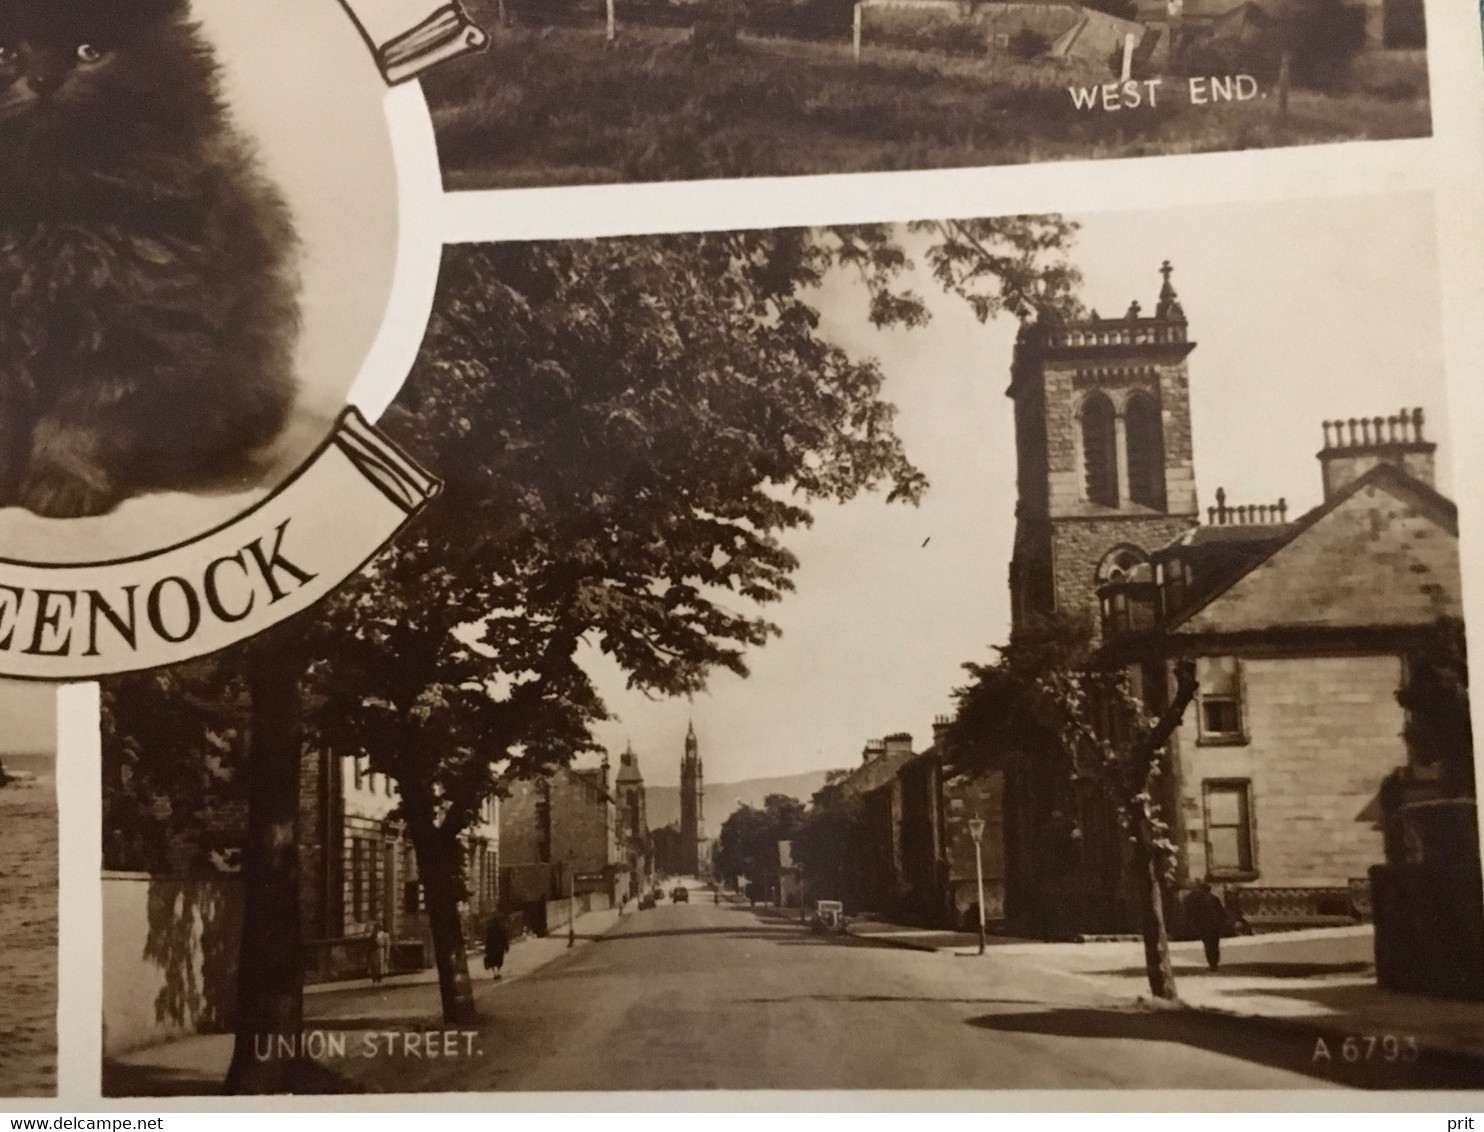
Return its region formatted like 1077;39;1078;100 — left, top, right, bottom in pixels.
0;0;1479;1116
96;191;1484;1097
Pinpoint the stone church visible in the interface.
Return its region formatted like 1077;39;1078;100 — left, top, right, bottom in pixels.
1002;263;1462;937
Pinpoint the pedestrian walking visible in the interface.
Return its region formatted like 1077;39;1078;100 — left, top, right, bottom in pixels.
484;914;510;980
369;921;391;986
1186;882;1228;970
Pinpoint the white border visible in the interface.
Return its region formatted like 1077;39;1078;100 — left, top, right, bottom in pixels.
35;0;1484;1112
55;681;102;1101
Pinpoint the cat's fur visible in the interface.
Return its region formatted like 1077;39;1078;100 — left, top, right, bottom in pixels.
0;0;299;519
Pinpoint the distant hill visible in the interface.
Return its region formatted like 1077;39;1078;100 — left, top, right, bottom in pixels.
647;768;846;839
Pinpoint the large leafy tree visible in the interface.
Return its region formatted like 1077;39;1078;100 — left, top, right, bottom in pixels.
790;774;866;910
102;663;250;1046
126;217;1080;1091
103;661;248;877
716;794;806;895
289;220;1081;1026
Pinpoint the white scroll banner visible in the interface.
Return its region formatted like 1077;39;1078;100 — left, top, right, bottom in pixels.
0;411;439;682
339;0;490;84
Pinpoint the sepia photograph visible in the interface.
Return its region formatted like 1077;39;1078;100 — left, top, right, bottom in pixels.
0;0;398;566
0;680;57;1098
424;0;1431;189
98;190;1482;1097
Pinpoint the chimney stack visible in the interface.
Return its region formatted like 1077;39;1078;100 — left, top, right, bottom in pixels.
882;732;914;761
932;715;953;749
1318;408;1435;500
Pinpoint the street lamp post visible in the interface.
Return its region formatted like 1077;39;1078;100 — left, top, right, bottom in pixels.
968;816;987;956
567;856;576;949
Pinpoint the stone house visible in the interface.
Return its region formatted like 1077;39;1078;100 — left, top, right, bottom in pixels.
1099;438;1460;925
498;758;629;932
832;726;1008;928
299;750;501;980
838;732;918;912
999;259;1463;937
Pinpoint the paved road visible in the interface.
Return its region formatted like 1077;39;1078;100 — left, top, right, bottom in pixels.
304;892;1425;1093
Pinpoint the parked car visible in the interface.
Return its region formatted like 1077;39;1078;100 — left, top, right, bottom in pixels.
672;885;690;903
809;900;848;934
637;893;656;910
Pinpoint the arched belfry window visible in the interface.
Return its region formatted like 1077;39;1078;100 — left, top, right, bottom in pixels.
1126;394;1167;510
1096;545;1154;635
1096;544;1148;585
1081;393;1118;507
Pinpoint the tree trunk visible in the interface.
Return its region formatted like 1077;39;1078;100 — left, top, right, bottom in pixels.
407;818;480;1025
1133;831;1177;1000
225;651;308;1094
1125;658;1199;1005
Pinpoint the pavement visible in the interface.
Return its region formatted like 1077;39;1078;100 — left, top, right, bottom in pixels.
849;916;1484;1065
102;903;628;1097
104;887;1484;1095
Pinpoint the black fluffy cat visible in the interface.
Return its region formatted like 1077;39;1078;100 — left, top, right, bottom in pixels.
0;0;299;519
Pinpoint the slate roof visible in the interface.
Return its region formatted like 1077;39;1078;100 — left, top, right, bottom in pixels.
1164;462;1459;637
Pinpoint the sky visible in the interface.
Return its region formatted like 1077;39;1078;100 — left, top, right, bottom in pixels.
1;194;1443;780
581;191;1449;789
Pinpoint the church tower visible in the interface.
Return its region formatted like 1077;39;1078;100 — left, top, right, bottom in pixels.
616;742;648;846
615;742;651;893
679;721;704;876
1008;262;1201;635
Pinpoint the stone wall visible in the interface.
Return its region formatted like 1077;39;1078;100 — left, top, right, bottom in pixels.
103;872;242;1057
941;768;1006;925
1041;356;1197;521
1010;326;1201;629
1176;652;1405;887
1051;514;1195;629
1372;860;1484;1000
500;769;614;882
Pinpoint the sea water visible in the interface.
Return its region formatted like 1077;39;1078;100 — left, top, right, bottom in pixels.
0;754;57;1097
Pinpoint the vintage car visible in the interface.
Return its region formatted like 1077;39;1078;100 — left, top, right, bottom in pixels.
672;885;690;903
809;900;848;933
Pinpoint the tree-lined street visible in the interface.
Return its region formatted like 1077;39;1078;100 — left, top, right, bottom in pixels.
258;892;1473;1093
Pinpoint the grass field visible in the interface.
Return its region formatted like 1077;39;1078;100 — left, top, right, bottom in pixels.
424;26;1431;190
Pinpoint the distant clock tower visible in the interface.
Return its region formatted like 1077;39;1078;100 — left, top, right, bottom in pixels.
679;721;704;876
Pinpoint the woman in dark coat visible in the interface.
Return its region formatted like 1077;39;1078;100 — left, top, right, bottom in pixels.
483;915;510;980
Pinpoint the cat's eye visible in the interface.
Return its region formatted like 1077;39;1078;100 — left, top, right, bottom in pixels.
75;44;103;64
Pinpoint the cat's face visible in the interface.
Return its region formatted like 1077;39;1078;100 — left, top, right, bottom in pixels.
0;0;193;132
